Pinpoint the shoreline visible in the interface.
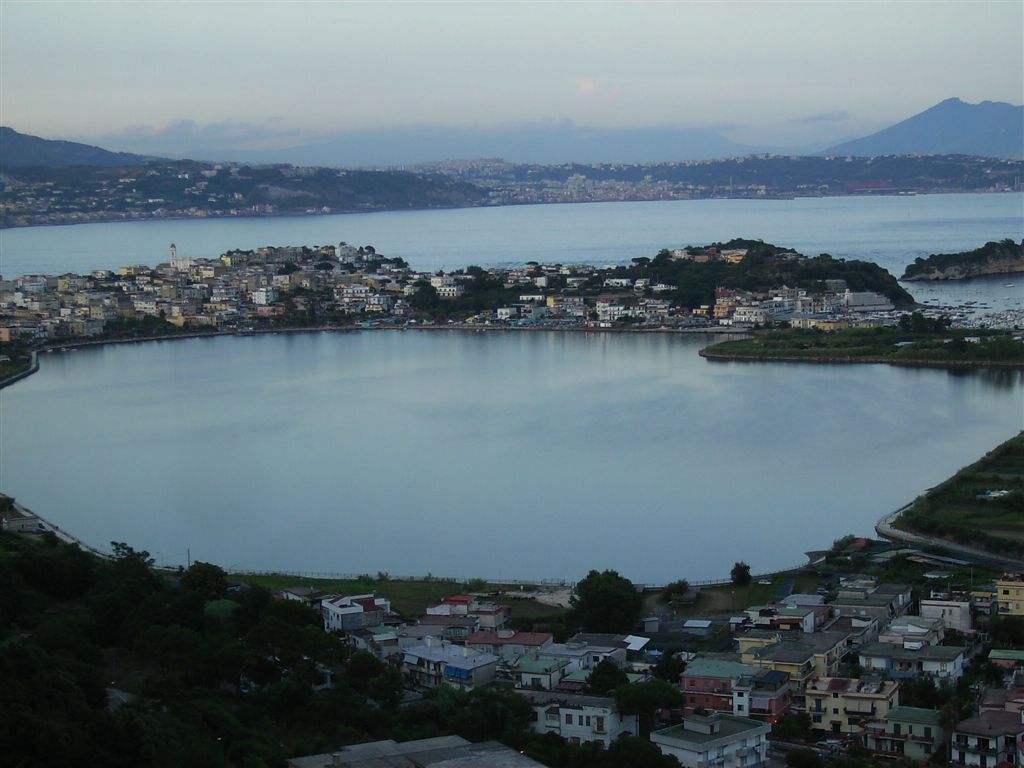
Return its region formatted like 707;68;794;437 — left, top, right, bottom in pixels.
875;503;1024;571
2;188;1014;235
698;348;1024;369
0;323;751;389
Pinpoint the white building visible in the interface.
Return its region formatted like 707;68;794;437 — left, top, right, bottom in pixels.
919;596;972;633
321;594;392;633
651;714;771;768
858;642;965;680
520;691;639;748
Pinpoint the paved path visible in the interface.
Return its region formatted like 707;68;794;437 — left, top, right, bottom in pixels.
876;504;1024;571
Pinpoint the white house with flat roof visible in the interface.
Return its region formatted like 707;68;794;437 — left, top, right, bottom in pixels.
520;690;638;748
651;714;771;768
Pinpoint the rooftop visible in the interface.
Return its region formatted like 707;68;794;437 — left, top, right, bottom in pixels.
684;658;759;679
859;642;965;662
518;690;618;710
652;714;771;746
467;630;553;647
404;643;498;670
885;707;942;726
517;656;568;675
990;649;1024;662
955;710;1024;737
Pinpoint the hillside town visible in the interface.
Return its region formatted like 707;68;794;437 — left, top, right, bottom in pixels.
5;240;989;346
268;553;1024;768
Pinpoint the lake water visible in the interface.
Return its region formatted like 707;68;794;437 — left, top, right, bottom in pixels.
2;330;1021;583
3;193;1022;278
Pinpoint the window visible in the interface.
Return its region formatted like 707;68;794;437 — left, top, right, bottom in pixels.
565;714;573;725
894;724;901;736
738;705;745;712
596;717;605;732
924;727;932;739
585;716;591;726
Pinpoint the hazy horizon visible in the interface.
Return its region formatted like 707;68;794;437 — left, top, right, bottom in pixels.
2;1;1021;162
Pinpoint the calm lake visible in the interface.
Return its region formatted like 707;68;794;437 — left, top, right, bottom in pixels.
2;330;1021;583
3;192;1023;278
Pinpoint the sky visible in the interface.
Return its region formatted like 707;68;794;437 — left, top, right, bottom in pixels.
2;0;1022;157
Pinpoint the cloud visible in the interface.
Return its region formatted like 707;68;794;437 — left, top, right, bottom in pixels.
577;78;621;103
83;119;323;154
791;111;853;125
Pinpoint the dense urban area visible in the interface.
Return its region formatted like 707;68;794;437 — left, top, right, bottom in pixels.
2;154;1022;228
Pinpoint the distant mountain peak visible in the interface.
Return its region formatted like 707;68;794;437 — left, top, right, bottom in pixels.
0;126;155;169
823;98;1023;159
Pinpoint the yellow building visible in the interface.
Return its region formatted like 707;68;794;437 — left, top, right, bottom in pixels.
739;631;850;688
806;678;900;736
996;573;1024;616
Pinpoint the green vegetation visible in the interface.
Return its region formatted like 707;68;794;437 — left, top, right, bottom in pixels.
0;342;33;382
702;323;1024;366
235;572;467;618
0;531;653;768
895;432;1024;557
608;238;914;308
570;569;645;633
730;561;752;586
902;238;1024;280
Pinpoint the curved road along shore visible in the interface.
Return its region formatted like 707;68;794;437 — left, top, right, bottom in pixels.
876;504;1024;571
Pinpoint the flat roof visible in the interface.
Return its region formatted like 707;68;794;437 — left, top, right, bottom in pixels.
517;656;567;674
886;707;942;726
990;649;1024;662
859;642;965;662
684;658;758;679
652;715;770;746
518;690;617;710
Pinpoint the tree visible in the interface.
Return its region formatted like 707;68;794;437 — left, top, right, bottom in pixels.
660;579;690;604
587;659;628;694
570;569;644;633
606;735;682;767
731;561;752;586
615;679;684;738
180;561;227;600
651;652;687;684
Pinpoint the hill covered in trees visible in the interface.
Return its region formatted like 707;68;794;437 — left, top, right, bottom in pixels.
614;239;915;308
901;239;1024;280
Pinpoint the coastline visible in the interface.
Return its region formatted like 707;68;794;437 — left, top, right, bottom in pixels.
698;348;1024;369
1;188;1015;234
875;503;1024;571
0;323;751;390
0;350;39;390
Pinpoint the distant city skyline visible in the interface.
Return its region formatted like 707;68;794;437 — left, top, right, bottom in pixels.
2;1;1021;159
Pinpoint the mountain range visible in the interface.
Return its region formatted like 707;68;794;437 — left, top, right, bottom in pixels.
823;98;1023;160
2;98;1021;169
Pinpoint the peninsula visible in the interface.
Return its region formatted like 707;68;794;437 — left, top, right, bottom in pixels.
901;238;1024;281
699;320;1024;369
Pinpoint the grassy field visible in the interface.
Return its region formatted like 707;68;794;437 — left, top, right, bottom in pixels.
235;572;567;620
643;572;823;618
895;432;1024;557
